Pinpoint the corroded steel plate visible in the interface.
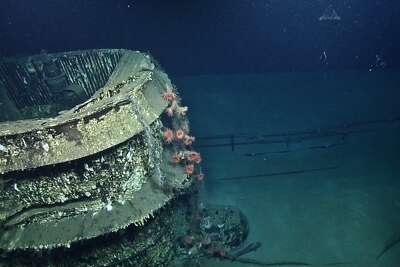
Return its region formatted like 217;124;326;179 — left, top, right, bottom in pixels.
0;49;193;251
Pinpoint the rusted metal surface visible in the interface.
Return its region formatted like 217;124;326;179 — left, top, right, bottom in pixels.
0;49;192;251
0;51;169;174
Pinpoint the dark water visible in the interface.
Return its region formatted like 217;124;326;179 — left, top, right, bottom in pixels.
1;1;400;266
1;0;400;75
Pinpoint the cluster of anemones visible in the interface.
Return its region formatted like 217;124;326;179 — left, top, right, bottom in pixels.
161;86;204;181
162;87;188;118
169;151;202;176
163;128;195;146
164;133;204;181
